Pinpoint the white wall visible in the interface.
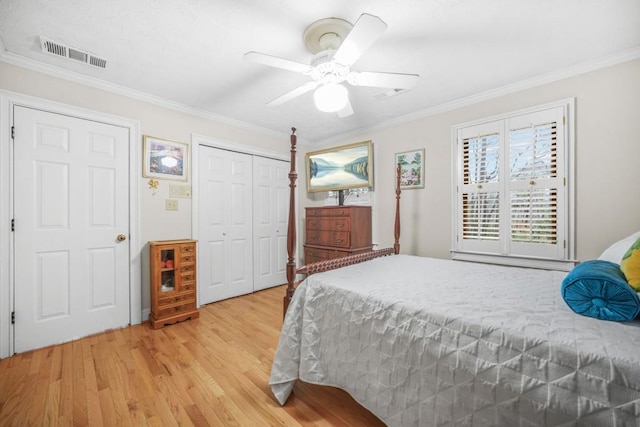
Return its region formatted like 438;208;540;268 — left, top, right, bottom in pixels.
301;58;640;262
1;57;639;324
0;61;288;317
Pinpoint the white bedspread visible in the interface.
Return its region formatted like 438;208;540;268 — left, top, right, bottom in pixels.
269;255;640;426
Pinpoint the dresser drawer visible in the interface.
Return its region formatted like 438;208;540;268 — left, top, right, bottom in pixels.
306;207;351;217
181;281;195;291
304;246;347;263
306;230;350;248
180;244;196;254
306;217;351;232
180;254;195;264
158;290;195;308
181;270;195;283
157;301;196;318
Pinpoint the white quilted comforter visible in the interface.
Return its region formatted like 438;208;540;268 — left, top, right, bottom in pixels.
269;255;640;426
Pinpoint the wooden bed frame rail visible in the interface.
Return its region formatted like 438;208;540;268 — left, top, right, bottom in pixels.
297;247;395;276
284;127;401;315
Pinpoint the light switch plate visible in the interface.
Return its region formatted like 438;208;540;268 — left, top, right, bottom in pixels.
165;199;178;210
169;183;192;198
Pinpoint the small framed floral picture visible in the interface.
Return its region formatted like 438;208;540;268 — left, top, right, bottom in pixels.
395;149;425;189
143;135;188;181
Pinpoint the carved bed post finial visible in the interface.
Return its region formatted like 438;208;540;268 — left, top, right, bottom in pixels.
394;163;401;254
284;127;298;316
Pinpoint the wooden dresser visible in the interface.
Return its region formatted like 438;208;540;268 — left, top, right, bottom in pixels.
304;206;373;264
149;239;199;329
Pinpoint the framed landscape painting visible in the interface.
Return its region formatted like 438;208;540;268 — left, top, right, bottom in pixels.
395;149;425;189
306;140;373;192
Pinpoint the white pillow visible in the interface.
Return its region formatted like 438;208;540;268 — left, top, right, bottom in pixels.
598;231;640;264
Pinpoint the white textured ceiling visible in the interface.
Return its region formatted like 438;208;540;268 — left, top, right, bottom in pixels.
1;0;639;144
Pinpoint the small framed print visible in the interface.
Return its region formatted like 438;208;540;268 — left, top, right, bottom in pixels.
143;135;188;181
395;149;425;189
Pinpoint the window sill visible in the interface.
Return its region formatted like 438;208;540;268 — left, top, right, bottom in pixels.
450;251;577;271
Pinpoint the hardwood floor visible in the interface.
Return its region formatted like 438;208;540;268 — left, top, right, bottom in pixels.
0;285;385;426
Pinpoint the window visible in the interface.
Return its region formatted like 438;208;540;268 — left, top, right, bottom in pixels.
452;100;574;270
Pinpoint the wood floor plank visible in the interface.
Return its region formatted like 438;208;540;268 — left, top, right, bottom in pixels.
83;364;103;425
42;379;61;425
71;340;88;426
0;285;384;426
58;342;74;421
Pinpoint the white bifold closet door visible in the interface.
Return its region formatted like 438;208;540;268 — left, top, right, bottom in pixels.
198;145;288;304
252;156;288;292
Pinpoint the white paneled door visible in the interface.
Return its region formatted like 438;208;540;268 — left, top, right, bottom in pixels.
253;157;288;291
13;106;130;353
198;146;253;303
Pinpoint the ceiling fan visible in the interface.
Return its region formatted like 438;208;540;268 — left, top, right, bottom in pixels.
244;13;419;118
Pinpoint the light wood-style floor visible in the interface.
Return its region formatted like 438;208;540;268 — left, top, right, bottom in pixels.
0;285;384;426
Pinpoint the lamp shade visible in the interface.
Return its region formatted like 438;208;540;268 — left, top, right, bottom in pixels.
313;83;349;112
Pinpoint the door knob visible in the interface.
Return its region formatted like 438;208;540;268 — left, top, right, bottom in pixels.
117;234;127;241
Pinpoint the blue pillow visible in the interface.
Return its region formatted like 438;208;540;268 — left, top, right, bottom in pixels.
561;260;640;321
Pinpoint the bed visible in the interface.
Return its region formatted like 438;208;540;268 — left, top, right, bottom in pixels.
270;129;640;425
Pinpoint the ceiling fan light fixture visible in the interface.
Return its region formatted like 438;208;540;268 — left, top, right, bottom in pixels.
313;83;349;113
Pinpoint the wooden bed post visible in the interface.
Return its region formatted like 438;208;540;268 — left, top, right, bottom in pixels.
284;127;297;317
282;133;403;316
394;163;401;254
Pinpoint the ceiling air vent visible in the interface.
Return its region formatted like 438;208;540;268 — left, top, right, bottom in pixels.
39;36;107;69
373;88;409;100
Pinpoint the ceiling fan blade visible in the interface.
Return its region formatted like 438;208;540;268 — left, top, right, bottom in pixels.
244;51;311;74
267;81;320;106
332;13;387;66
337;99;354;118
348;71;419;90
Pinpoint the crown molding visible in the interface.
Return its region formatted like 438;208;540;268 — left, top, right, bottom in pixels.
0;48;288;141
323;46;640;145
2;42;638;148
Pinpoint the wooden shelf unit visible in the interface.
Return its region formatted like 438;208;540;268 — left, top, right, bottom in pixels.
149;239;199;329
303;206;372;264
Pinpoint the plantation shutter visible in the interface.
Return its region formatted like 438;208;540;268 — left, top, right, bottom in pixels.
507;107;565;258
454;103;570;268
458;121;503;254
